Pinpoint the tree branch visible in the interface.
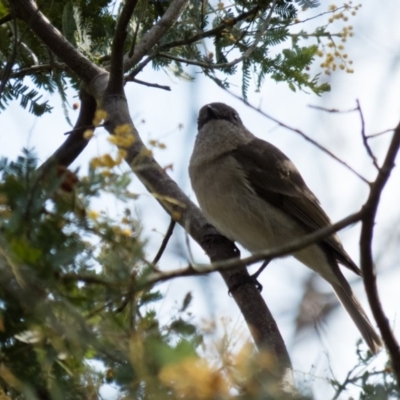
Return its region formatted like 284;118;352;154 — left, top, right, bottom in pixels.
107;0;139;95
356;99;379;169
140;209;364;287
160;6;260;51
158;1;277;72
125;55;155;79
3;62;67;80
123;0;190;71
360;120;400;386
21;0;292;378
152;219;176;266
40;88;97;169
126;77;171;91
227;90;370;184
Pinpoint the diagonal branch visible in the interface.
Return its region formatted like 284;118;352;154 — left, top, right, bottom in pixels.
18;0;292;378
160;6;260;51
356;99;379;169
40;88;97;169
226;90;370;184
123;0;189;71
107;0;139;95
360;120;400;386
158;0;277;72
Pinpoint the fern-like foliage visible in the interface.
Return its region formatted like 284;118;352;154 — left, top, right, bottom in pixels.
294;0;320;8
242;58;251;100
0;0;331;117
0;80;52;115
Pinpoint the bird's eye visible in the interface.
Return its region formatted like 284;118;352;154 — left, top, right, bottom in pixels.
232;113;240;122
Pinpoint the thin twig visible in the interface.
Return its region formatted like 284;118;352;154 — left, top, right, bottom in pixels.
125;54;156;79
123;0;190;71
309;104;358;113
107;0;139;94
3;62;67;80
140;210;363;288
115;219;177;314
126;77;171;91
360;120;400;388
63;124;97;135
161;6;260;51
152;219;176;265
40;89;97;168
356;99;379;169
128;0;146;58
226;91;370;184
366;128;395;139
159;0;277;72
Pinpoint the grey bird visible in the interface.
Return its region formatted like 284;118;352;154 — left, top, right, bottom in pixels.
189;102;382;354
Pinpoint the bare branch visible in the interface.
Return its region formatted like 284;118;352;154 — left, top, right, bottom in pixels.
366;128;395;139
125;55;155;79
141;210;363;287
4;62;67;80
356;99;379;169
152;219;176;266
124;0;190;71
126;77;171;91
40;88;97;168
227;91;370;184
309;104;358;113
360;120;400;386
158;1;277;72
161;6;260;50
107;0;139;95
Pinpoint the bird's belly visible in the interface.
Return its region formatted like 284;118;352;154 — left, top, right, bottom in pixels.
192;158;300;252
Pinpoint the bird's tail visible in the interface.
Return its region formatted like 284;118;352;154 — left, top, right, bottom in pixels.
331;282;382;354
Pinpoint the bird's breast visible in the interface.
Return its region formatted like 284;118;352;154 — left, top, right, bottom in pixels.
190;155;299;252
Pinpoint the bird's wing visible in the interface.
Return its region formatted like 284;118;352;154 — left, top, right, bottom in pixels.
230;137;360;275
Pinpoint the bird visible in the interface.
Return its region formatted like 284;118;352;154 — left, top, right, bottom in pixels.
189;102;382;354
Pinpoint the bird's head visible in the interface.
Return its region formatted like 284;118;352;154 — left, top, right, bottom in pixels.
197;102;243;130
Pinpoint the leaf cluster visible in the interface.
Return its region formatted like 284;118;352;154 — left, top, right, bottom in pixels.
0;149;203;399
0;0;333;117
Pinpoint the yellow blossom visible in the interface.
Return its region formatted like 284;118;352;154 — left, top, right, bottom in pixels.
121;228;132;237
83;129;94;140
108;124;135;148
92;109;107;126
87;210;99;220
90;154;121;169
159;357;229;400
117;149;127;160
